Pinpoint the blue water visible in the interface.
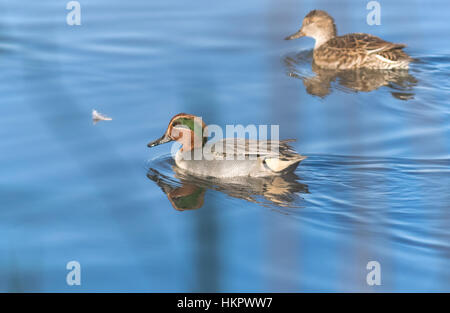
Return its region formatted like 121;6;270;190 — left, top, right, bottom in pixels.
0;0;449;292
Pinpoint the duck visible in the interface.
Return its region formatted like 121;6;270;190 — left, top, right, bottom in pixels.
147;113;307;178
285;10;412;69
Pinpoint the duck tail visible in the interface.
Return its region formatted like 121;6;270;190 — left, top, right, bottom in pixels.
264;155;307;173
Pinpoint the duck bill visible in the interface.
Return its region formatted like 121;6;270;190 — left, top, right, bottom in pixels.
147;133;173;148
285;29;304;40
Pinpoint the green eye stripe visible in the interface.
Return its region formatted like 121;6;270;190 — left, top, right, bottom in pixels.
175;118;204;136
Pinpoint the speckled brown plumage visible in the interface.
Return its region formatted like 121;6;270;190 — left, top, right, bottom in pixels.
314;33;412;69
286;10;412;69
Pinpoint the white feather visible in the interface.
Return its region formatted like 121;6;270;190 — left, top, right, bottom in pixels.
92;110;112;122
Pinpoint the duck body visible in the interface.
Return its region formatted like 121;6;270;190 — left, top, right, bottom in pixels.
285;10;412;70
148;114;307;178
175;150;264;178
175;139;306;178
313;33;411;70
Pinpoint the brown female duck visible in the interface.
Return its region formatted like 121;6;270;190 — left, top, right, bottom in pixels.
285;10;412;69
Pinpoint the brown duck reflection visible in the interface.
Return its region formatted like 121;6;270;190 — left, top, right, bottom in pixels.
284;51;417;100
147;167;309;211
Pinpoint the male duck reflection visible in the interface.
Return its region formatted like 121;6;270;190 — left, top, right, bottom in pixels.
147;167;309;211
147;113;307;178
285;10;412;69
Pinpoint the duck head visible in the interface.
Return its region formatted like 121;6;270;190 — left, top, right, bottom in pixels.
147;113;207;152
285;10;337;49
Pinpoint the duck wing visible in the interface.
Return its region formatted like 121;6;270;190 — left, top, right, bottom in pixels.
208;138;303;160
326;33;411;61
203;139;307;174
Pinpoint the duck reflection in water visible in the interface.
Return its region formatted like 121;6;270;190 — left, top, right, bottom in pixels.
284;51;417;100
147;166;309;211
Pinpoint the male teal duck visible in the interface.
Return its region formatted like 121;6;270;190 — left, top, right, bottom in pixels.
285;10;412;69
147;113;307;178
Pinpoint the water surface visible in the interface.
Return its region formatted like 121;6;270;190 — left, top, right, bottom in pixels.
0;0;449;292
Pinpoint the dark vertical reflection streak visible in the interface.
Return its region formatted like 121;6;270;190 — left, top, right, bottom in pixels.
178;73;220;292
331;1;373;292
265;0;302;291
